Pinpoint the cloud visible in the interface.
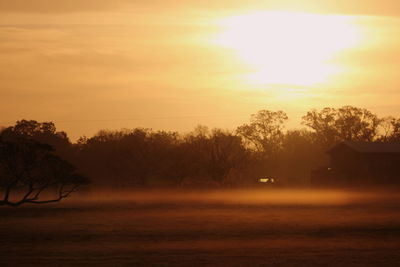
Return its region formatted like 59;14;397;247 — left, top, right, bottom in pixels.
0;0;131;13
1;0;400;17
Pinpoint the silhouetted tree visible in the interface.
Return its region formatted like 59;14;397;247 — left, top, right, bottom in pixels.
75;128;185;187
207;129;248;185
179;127;251;186
0;136;88;206
237;110;288;156
302;106;381;148
379;116;400;142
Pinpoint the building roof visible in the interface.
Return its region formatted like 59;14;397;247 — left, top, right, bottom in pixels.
329;141;400;154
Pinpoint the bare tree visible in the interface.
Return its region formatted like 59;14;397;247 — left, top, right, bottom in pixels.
379;116;400;142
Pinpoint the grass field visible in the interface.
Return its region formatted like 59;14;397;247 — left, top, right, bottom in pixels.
1;189;400;266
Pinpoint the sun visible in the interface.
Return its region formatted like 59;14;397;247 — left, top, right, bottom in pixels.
215;11;361;86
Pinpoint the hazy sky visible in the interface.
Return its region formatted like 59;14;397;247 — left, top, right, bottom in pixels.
1;0;400;140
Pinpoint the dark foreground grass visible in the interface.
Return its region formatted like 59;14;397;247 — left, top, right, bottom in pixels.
1;189;400;266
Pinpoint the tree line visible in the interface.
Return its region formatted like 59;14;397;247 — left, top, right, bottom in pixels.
2;105;400;203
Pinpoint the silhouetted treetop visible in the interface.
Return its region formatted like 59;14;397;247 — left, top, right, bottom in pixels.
379;116;400;142
237;110;288;155
1;120;71;156
302;106;381;147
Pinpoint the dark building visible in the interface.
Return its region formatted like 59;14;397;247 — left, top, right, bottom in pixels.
311;141;400;186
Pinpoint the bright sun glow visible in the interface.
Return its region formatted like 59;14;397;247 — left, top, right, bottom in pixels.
215;11;362;86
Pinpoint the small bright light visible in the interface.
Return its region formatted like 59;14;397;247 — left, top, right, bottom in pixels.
215;11;362;86
259;178;275;183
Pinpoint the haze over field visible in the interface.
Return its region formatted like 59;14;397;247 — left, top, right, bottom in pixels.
1;0;400;139
2;189;400;266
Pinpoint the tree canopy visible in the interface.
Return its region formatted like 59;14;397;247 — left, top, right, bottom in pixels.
302;106;381;147
2;106;399;191
237;110;288;156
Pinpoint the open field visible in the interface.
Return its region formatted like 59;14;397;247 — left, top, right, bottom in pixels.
1;189;400;266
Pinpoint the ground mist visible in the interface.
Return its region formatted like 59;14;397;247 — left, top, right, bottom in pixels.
1;188;400;266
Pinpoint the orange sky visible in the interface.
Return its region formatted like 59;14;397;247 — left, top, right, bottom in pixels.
1;0;400;140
